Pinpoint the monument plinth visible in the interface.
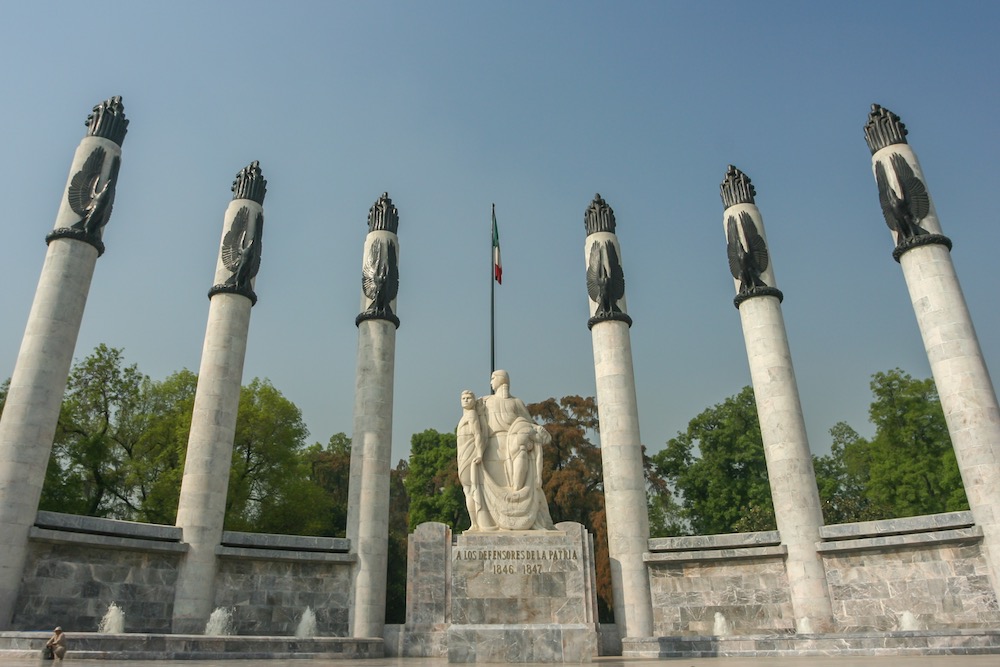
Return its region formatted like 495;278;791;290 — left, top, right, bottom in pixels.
404;521;599;663
448;524;599;663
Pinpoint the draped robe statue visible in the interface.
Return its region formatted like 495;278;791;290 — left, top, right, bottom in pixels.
456;371;555;531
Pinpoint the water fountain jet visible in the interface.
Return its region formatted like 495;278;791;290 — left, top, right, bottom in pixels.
204;607;234;636
98;602;125;633
713;611;730;636
295;606;317;637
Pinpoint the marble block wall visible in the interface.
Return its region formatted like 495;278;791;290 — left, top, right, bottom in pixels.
645;513;1000;637
15;512;186;632
818;512;1000;631
645;532;793;635
212;531;354;636
12;511;356;637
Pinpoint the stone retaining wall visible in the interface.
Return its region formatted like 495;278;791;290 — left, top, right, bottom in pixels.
14;512;186;632
214;531;354;636
645;512;1000;636
819;511;1000;631
12;511;355;636
645;531;792;635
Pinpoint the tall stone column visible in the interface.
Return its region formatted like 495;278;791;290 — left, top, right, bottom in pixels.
864;104;1000;592
0;97;128;628
172;162;266;633
347;193;400;638
583;194;653;639
720;166;834;633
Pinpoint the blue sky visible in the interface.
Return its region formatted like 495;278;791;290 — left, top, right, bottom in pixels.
1;2;998;465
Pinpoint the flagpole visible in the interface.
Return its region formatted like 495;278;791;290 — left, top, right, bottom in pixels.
490;203;496;379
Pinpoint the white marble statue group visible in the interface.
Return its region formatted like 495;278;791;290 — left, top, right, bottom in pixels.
457;370;555;531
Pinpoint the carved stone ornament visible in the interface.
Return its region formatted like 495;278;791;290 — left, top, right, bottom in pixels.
726;211;767;285
586;237;632;330
367;192;399;234
874;151;953;261
209;205;265;305
46;145;122;256
231;160;267;204
864;104;908;155
356;236;400;328
209;162;266;305
584;193;616;236
85;96;129;147
720;165;756;208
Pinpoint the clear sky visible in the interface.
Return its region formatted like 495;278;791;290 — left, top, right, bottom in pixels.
1;2;998;466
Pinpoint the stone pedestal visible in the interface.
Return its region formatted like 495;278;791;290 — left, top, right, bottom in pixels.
404;522;599;662
449;524;598;662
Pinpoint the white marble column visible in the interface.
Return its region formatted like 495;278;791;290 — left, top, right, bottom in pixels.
347;193;400;638
172;162;266;633
583;194;653;639
721;166;833;633
865;105;1000;593
0;97;127;628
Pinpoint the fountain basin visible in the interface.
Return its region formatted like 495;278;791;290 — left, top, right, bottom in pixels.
0;631;382;661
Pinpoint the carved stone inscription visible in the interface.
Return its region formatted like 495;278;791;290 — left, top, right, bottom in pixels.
455;547;579;576
450;524;597;627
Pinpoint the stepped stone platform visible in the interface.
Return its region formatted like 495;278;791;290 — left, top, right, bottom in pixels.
625;629;1000;658
0;631;382;660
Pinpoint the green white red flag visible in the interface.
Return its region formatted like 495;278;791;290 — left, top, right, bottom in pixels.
492;208;502;285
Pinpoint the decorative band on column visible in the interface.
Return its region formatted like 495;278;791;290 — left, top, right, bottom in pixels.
892;233;952;263
356;193;400;328
45;227;106;256
207;282;258;305
733;286;783;309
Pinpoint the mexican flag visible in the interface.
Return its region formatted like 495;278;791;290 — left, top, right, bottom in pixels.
492;208;502;285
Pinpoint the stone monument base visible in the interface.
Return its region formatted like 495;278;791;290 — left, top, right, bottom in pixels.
403;521;600;663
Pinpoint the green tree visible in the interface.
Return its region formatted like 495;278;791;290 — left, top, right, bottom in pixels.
223;378;319;533
404;429;467;530
858;369;965;517
122;369;198;524
651;386;775;535
813;421;889;523
302;433;353;537
42;344;150;518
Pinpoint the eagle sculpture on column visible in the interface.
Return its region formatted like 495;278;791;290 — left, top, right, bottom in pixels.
221;206;264;292
361;238;399;321
67;146;121;241
587;239;625;318
727;210;770;295
876;152;929;243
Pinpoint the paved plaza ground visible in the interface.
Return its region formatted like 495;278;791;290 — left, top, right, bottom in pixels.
4;657;1000;667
